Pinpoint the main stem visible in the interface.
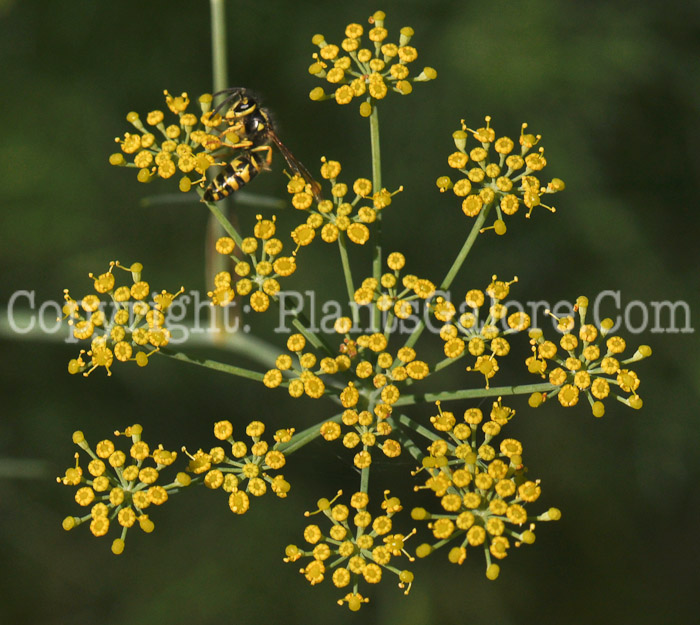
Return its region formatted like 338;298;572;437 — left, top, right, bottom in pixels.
210;0;228;92
208;0;231;333
369;106;382;330
338;234;359;326
360;465;370;494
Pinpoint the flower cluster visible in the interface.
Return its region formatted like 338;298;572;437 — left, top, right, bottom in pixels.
186;420;293;515
436;118;565;234
331;337;429;468
262;332;341;399
208;216;297;312
284;491;414;610
63;262;183;376
433;275;530;387
319;407;400;469
353;252;436;320
57;7;654;612
411;402;560;579
58;424;185;554
308;11;437;116
109;90;224;191
526;296;652;416
289;159;401;246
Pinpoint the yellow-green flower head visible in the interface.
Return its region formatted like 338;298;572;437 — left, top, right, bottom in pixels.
437;118;565;234
288;158;403;247
58;424;182;554
433;276;529;387
412;401;560;577
321;349;416;468
308;12;436;115
285;489;415;607
111;90;223;193
208;216;296;313
186;420;293;515
353;252;436;319
64;261;184;377
323;320;430;469
526;297;651;417
263;335;337;399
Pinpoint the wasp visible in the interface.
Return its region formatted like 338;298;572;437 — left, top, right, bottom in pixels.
202;88;321;203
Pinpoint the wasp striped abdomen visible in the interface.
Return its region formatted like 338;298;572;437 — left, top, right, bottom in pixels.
203;155;263;202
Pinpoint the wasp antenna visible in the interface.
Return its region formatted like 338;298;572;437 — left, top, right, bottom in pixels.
211;87;246;98
212;93;241;116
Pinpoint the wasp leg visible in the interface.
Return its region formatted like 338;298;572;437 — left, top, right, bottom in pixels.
219;137;255;150
250;144;274;168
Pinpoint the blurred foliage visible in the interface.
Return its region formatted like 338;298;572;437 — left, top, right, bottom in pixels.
1;0;698;623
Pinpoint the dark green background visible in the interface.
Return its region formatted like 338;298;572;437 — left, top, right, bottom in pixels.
1;1;698;623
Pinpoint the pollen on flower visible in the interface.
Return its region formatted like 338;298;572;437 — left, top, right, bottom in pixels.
439;118;563;231
208;217;295;312
63;262;182;377
58;425;181;552
527;296;650;416
309;12;434;114
215;237;235;255
288;491;411;607
412;401;558;576
287;160;389;246
185;420;291;508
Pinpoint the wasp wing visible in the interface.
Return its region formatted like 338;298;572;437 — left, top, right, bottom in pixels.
267;130;323;202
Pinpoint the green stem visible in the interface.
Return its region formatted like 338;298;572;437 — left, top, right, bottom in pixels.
202;199;334;354
291;316;333;355
337;233;359;326
209;0;228;93
423;537;453;553
159;348;265;383
207;1;231;333
386;415;429;460
277;412;343;456
392;382;557;407
440;204;491;291
204;197;243;248
403;204;491;350
381;308;396;339
369;105;382;197
434;355;466;372
360;464;370;494
369;105;382;330
391;413;443;444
